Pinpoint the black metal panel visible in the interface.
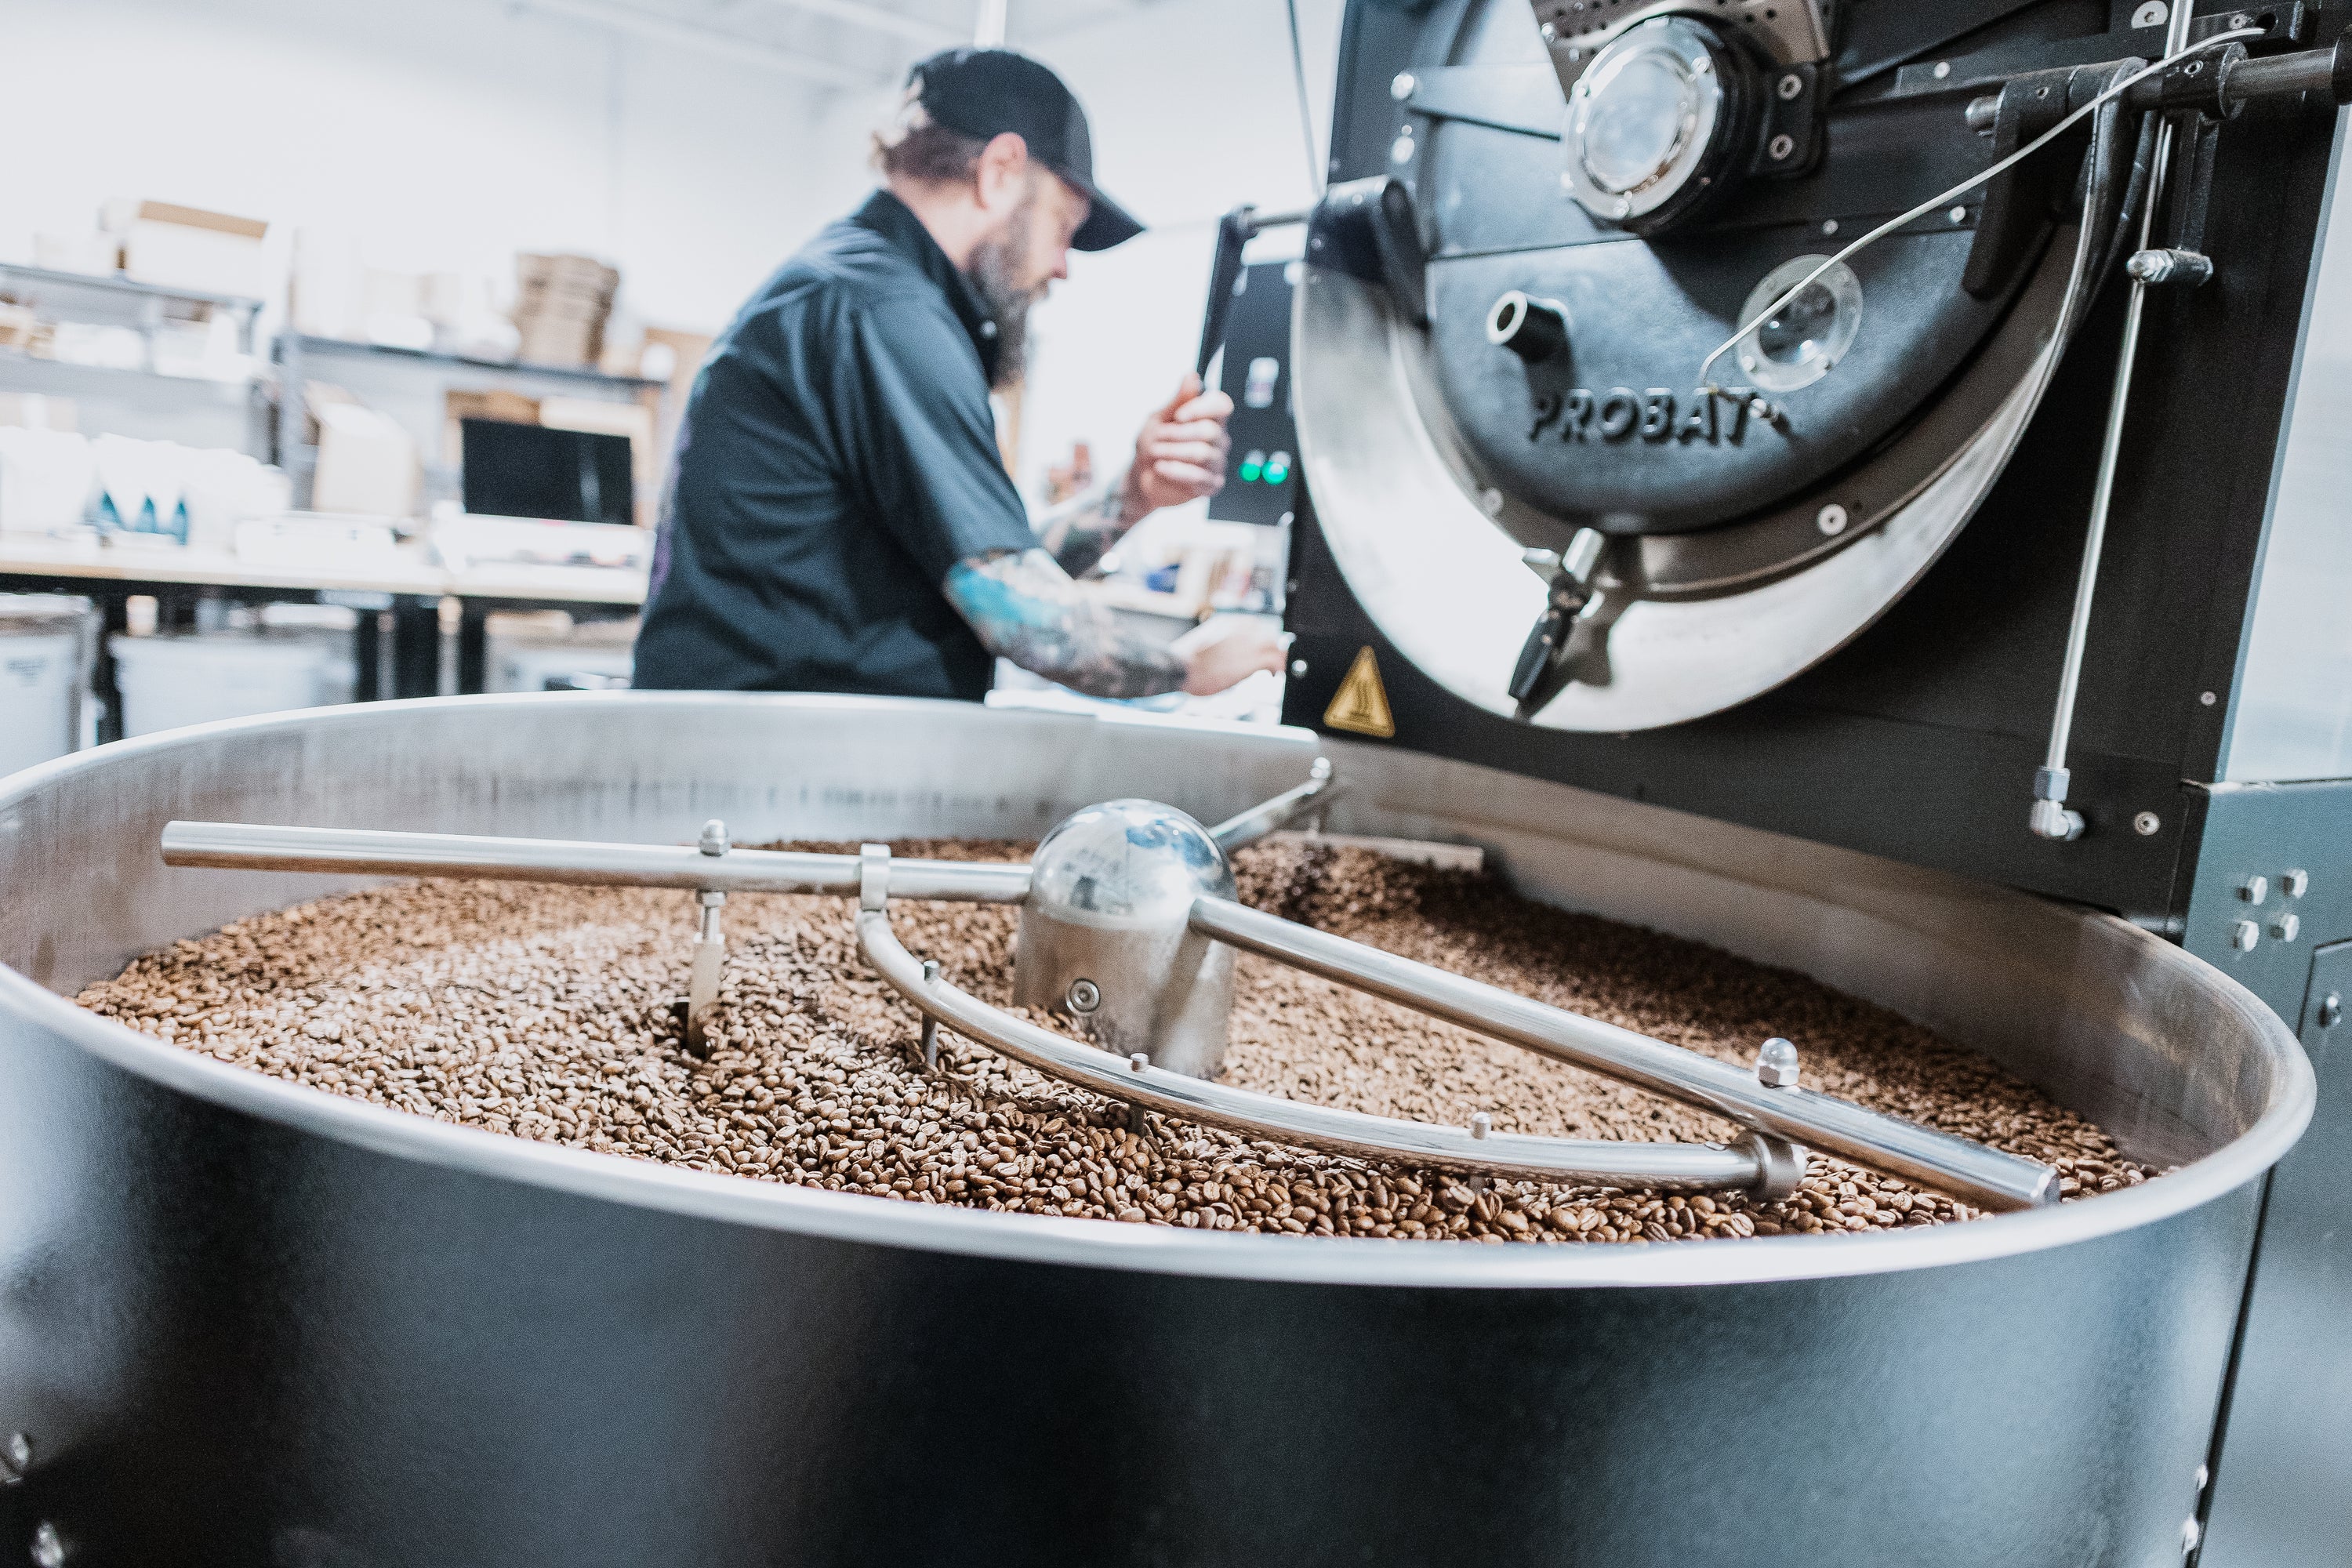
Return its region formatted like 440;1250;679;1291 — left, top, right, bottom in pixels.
0;1012;2258;1567
1290;2;2347;924
1208;261;1300;528
2198;941;2352;1567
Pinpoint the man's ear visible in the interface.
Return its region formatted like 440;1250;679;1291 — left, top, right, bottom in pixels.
974;132;1033;213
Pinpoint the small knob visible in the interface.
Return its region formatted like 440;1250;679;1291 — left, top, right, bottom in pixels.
1486;291;1570;364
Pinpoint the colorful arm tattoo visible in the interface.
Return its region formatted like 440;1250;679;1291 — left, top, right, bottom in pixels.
942;548;1187;701
1033;470;1136;579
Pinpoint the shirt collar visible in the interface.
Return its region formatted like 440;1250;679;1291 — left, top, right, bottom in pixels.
851;189;1004;383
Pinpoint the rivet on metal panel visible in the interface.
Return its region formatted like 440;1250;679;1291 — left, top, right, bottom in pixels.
2241;875;2269;903
2318;993;2343;1029
2270;913;2299;942
30;1521;64;1568
2281;868;2310;898
2133;811;2162;836
1069;978;1102;1014
0;1432;27;1482
2230;920;2261;952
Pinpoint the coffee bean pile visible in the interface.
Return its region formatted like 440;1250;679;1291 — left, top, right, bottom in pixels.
77;837;2152;1243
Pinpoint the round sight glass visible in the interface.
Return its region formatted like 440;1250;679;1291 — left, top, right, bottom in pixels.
1737;256;1865;393
1579;51;1695;195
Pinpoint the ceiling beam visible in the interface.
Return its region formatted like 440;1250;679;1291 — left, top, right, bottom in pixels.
739;0;964;47
514;0;888;88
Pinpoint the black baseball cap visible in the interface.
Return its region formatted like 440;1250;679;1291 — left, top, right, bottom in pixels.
906;47;1144;252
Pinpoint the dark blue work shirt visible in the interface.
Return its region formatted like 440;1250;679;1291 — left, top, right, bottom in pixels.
632;191;1036;699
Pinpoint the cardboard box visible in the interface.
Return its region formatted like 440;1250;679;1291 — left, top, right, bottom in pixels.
311;402;418;518
120;201;269;299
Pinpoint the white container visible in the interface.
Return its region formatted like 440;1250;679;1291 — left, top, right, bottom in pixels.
0;596;96;778
483;614;636;693
109;632;347;739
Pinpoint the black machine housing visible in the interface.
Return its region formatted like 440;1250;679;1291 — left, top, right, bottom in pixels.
1237;2;2352;1561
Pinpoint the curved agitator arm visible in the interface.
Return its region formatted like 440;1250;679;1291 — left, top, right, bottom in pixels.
852;844;1806;1199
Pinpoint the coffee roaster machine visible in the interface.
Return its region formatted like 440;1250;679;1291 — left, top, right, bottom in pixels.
1196;0;2352;1559
0;2;2343;1564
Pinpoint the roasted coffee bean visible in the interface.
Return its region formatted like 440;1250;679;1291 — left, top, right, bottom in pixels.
76;837;2151;1244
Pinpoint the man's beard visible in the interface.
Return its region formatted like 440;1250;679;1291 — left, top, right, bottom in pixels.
965;191;1042;390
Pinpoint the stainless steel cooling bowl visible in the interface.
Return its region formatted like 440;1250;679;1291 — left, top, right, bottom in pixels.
0;695;2310;1566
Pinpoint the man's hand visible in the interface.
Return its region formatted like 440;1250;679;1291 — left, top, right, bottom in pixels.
1172;617;1287;697
1120;373;1234;524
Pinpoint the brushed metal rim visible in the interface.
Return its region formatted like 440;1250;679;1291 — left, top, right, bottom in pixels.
0;693;2314;1290
1290;232;2088;729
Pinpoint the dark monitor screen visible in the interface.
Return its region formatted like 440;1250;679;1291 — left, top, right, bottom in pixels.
459;419;633;525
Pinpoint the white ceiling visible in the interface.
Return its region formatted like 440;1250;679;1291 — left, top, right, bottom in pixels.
515;0;1183;91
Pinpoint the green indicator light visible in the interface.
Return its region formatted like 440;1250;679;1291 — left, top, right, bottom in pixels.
1264;451;1292;485
1238;449;1266;482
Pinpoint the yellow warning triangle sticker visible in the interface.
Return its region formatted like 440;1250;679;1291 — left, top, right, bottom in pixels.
1323;645;1396;739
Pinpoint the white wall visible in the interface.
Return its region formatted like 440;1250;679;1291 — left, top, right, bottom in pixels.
6;0;1345;495
1;0;837;333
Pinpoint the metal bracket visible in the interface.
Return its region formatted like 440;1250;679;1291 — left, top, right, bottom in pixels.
1526;0;1830;95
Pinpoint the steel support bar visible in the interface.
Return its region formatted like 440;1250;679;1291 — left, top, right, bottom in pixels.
159;821;1032;903
1188;896;2058;1211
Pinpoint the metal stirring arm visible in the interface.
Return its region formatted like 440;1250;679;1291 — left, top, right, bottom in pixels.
1207;757;1345;854
854;846;1804;1198
1186;896;2057;1213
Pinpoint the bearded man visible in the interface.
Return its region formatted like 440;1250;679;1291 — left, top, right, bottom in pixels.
632;47;1283;702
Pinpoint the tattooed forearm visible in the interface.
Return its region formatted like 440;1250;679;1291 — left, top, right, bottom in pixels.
943;548;1187;701
1034;471;1137;579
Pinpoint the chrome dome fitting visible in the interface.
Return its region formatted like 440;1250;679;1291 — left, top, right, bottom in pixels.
1011;799;1240;1078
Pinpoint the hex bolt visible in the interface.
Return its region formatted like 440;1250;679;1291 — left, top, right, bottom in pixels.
1128;1052;1149;1073
2133;811;2162;837
29;1522;63;1568
2270;913;2299;943
2240;875;2268;903
2230;919;2260;953
697;818;728;857
1755;1036;1801;1089
919;960;941;1069
1470;1112;1492;1140
2281;868;2310;898
0;1432;27;1482
1067;978;1102;1014
1126;1052;1149;1135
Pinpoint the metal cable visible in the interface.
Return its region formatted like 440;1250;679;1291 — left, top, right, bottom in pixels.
1696;27;2264;393
1285;0;1326;197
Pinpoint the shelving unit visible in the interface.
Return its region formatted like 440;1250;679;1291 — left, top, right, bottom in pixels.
272;333;667;510
0;262;264;366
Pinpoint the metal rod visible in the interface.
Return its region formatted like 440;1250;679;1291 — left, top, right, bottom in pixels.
1187;896;2056;1211
856;895;1795;1195
2031;2;2199;844
1209;757;1341;854
159;821;1033;903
